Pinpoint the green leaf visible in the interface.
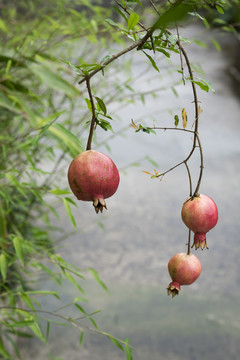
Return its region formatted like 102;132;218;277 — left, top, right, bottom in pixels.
25;290;60;300
190;77;215;93
46;322;50;342
105;18;126;32
143;51;159;72
128;12;139;30
30;63;79;97
13;237;24;266
89;268;109;293
8;320;35;328
0;207;6;239
145;155;158;168
79;331;84;346
0;338;11;358
48;123;83;156
49;189;71;195
30;321;46;342
155;47;171;58
51;255;85;279
20;293;35;311
127;0;142;5
95;97;107;115
74;303;87;315
63;198;77;229
125;339;133;360
152;0;191;30
210;37;221;52
96;118;113;132
0;91;22;114
64;272;85;294
109;336;124;351
85;98;93;113
112;6;128;23
216;5;224;14
193;39;207;48
0;253;7;283
171;87;178;97
174;115;179;127
89;316;99;329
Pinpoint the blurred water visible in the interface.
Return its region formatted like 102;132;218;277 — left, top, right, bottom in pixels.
21;25;240;360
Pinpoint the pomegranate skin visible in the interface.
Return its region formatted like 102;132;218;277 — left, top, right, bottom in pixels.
181;194;218;249
167;253;201;297
68;150;120;213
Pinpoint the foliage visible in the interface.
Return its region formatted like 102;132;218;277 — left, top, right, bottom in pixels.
0;0;239;359
0;1;130;358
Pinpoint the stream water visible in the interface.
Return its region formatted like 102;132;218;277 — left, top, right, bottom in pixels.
21;24;240;360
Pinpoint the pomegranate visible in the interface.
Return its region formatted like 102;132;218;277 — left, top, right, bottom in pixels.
68;150;120;213
181;194;218;250
167;252;201;297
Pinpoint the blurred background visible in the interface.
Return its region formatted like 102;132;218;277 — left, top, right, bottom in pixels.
1;1;240;359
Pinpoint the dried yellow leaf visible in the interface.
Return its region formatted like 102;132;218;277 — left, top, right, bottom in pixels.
182;108;187;129
130;119;139;130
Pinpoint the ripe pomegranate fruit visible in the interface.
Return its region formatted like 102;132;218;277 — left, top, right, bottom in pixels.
68;150;120;213
167;252;201;297
181;194;218;250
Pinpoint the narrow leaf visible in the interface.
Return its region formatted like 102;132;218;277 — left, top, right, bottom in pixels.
109;335;124;351
30;322;46;342
46;321;50;342
75;303;87;315
30;63;79;97
182;108;187;128
89;268;109;293
49;189;71;195
210;37;221;52
20;293;35;311
64;272;84;294
95;97;107;115
63;198;77;229
79;331;84;346
0;253;7;282
145;155;158;168
48;123;83;156
85;98;93;113
25;290;60;299
13;237;24;266
143;51;159;72
125;339;133;360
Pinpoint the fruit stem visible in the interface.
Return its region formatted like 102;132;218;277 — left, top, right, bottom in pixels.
86;76;96;151
193;132;204;196
184;161;192;197
187;229;191;255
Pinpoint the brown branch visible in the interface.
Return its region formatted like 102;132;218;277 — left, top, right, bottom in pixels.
85;76;97;151
78;28;153;85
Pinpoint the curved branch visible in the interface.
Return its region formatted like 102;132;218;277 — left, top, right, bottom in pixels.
78;28;154;85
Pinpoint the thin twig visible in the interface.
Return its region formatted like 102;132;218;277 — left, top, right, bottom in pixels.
176;24;185;85
187;229;191;255
78;28;153;85
86;76;97;151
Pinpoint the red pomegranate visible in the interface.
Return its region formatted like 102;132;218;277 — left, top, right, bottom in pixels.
167;253;201;297
181;194;218;250
68;150;120;213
